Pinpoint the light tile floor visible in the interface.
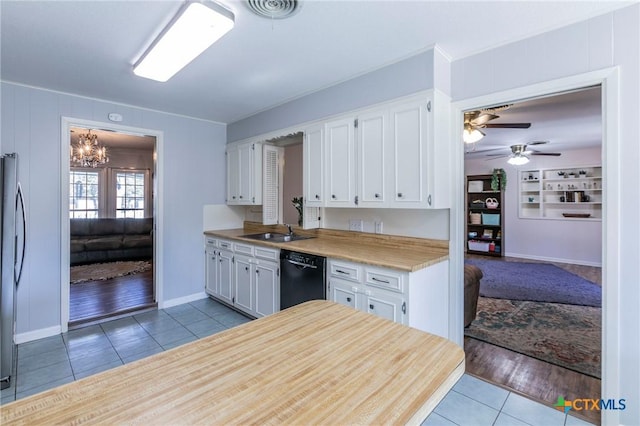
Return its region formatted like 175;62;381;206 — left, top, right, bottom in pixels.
1;297;594;425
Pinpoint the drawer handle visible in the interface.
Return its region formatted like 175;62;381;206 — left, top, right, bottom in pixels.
371;277;390;284
335;269;349;275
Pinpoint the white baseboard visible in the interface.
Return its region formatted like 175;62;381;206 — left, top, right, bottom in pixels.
160;292;208;309
15;325;62;344
506;252;602;267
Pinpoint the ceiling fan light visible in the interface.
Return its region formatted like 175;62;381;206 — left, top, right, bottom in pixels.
133;2;235;82
463;128;484;144
507;154;530;166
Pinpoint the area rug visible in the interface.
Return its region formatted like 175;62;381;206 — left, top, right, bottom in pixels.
465;297;601;378
70;260;152;284
465;259;601;307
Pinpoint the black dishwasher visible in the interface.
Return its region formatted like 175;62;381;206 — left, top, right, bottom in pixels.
280;250;326;310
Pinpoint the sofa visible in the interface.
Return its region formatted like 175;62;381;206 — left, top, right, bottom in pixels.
464;264;483;327
70;218;153;265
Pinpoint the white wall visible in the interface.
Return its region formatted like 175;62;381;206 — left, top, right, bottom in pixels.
323;208;449;240
452;5;639;424
1;82;227;335
465;146;602;265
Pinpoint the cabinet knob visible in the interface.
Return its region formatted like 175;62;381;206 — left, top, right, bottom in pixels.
256;269;260;275
346;297;351;302
374;193;380;198
397;192;403;198
232;196;236;200
245;266;249;272
369;304;374;310
332;194;337;199
315;194;320;199
239;195;243;199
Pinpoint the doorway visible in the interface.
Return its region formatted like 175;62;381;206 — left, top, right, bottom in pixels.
60;118;163;331
454;78;612;425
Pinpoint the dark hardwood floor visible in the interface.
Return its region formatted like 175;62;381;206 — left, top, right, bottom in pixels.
69;269;155;328
464;254;602;425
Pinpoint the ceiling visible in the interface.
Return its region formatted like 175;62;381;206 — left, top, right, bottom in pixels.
0;0;632;126
463;86;602;159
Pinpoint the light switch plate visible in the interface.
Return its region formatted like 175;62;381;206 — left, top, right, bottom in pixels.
349;219;363;232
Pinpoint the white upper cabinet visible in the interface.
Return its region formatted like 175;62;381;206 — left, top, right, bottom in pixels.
357;108;387;207
389;98;429;208
325;117;356;207
303;124;324;207
226;141;263;205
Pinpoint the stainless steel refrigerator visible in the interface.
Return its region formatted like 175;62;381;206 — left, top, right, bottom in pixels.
1;153;26;390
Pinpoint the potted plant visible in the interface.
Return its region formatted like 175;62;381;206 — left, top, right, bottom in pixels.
292;196;304;226
491;168;507;191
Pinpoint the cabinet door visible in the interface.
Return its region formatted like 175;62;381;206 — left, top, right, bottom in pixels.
328;279;360;310
364;289;405;324
325;118;356;207
217;250;234;305
226;146;240;204
205;249;219;297
255;261;279;317
389;98;430;208
237;143;253;204
234;255;254;315
304;124;324;207
357;109;387;207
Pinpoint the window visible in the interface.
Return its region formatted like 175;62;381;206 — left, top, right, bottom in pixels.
69;170;100;218
115;171;146;218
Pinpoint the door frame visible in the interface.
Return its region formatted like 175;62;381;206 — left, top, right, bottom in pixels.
450;67;619;424
60;117;164;332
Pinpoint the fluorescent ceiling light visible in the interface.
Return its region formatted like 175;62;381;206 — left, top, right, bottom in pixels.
507;154;530;166
134;1;234;82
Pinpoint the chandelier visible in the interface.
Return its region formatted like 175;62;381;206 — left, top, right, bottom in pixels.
70;130;109;168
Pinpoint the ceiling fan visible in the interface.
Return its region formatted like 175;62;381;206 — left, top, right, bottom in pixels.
463;105;532;144
485;141;561;165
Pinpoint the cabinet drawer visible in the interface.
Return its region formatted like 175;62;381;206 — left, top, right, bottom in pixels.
329;261;361;282
365;268;404;293
255;246;279;262
205;237;217;248
234;242;255;256
218;240;233;251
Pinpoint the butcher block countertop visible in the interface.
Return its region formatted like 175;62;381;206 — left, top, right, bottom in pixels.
2;301;464;425
204;223;449;272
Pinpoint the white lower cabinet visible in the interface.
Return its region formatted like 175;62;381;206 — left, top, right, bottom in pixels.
327;258;449;338
205;237;279;318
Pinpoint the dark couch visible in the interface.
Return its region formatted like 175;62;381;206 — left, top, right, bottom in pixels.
70;218;153;265
464;264;483;327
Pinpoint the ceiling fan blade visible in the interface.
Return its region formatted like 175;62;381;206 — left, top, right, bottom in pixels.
483;123;531;129
484;154;509;160
528;140;549;145
471;113;499;126
531;152;561;156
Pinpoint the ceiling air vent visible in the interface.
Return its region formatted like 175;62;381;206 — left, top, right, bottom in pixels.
247;0;301;19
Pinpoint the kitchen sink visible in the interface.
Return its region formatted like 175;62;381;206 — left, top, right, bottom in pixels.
239;232;314;243
240;232;287;241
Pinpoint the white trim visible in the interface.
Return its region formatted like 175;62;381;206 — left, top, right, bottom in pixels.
503;252;602;268
60;117;164;333
161;292;208;309
451;67;619;425
15;325;61;344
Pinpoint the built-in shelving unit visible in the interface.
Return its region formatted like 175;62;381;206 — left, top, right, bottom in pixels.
519;166;602;220
466;174;503;257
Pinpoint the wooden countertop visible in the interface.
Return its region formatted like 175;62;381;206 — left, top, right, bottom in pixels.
2;301;464;425
204;226;448;272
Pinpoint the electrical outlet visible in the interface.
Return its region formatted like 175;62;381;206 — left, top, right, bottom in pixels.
375;221;383;234
349;219;363;232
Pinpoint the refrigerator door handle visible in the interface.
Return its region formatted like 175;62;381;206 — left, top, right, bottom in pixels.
14;182;26;287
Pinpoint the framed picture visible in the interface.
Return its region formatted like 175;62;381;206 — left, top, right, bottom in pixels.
482;229;493;239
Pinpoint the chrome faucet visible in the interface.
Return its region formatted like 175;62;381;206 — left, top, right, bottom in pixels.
285;224;293;235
